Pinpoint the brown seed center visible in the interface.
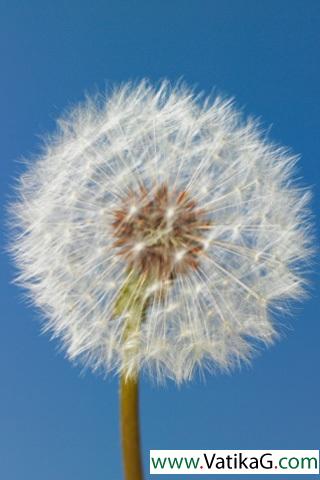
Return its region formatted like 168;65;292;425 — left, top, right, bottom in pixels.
112;183;210;280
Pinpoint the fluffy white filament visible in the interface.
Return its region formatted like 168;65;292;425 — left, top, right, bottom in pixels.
10;80;312;383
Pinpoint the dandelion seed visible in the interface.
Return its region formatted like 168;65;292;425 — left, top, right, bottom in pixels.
10;79;312;382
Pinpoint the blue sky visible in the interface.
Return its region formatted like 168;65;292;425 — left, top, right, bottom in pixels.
0;1;319;479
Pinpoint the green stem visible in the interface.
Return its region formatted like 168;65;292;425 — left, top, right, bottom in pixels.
115;271;149;480
120;374;143;480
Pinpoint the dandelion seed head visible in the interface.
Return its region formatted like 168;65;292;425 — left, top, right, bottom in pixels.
10;80;313;383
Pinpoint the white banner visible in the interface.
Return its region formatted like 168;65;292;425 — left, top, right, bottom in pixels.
150;450;319;475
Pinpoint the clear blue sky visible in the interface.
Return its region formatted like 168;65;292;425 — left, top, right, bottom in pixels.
1;1;319;479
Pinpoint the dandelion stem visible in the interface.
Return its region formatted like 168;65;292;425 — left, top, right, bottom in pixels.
120;374;143;480
115;270;148;480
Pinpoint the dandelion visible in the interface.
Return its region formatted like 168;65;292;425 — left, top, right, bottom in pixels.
10;80;312;479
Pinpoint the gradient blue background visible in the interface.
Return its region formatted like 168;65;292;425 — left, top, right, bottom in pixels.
1;1;319;479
